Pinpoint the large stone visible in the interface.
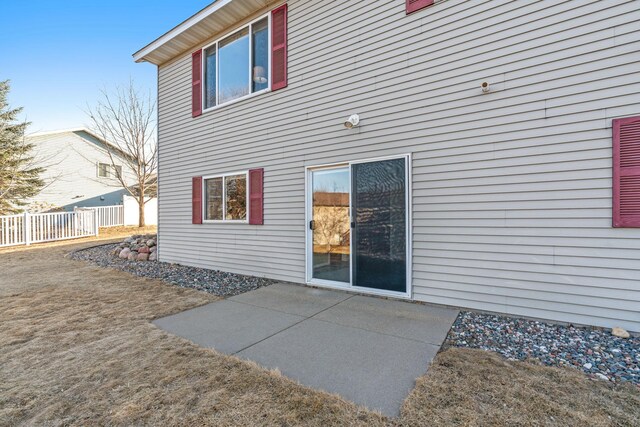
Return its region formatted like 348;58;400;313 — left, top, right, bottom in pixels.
149;246;157;253
128;253;137;261
119;248;131;259
138;246;150;254
146;239;156;247
149;252;157;261
611;327;630;339
137;253;149;261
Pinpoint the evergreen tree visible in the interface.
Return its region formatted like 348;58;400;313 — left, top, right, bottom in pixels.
0;80;44;214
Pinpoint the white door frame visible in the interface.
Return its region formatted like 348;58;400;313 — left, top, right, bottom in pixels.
304;153;412;300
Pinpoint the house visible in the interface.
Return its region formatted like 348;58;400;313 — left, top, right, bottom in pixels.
134;0;640;332
26;129;133;212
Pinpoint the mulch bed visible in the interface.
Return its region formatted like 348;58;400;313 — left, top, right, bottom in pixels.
69;243;275;297
446;311;639;386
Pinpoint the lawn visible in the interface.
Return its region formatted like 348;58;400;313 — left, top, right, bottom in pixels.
1;238;638;426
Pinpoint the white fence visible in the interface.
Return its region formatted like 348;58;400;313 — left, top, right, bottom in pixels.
76;205;124;228
123;196;157;226
0;214;25;247
1;199;157;247
74;200;157;227
0;210;99;248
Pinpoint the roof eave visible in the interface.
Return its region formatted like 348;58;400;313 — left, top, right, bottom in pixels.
133;0;274;66
133;0;233;64
27;128;134;163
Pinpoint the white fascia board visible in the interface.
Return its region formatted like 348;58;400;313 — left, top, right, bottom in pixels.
27;128;129;160
132;0;234;63
27;127;89;138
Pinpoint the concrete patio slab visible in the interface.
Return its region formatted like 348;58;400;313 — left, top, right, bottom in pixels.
229;282;351;317
153;282;458;417
314;295;459;346
237;318;440;417
153;300;304;354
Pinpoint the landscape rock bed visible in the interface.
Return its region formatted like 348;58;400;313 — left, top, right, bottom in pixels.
446;311;639;386
70;243;275;297
113;234;158;262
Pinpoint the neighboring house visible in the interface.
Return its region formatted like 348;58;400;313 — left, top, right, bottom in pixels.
134;1;640;331
26;129;133;211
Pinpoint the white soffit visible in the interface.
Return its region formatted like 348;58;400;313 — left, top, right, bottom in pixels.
133;0;273;65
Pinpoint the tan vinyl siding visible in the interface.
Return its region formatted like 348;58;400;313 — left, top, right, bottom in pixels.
156;0;640;331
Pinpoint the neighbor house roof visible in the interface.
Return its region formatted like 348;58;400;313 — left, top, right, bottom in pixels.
27;128;132;162
29;127;106;142
313;192;350;208
133;0;279;65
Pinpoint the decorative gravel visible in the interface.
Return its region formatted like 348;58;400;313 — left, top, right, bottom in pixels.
70;243;275;297
446;311;639;386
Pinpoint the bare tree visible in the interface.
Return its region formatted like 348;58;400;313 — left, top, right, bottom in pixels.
86;81;157;227
312;183;350;257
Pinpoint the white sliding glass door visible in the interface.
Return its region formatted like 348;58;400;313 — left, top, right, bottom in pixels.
306;155;411;298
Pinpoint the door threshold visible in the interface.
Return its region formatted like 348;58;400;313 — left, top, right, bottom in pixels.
306;279;411;300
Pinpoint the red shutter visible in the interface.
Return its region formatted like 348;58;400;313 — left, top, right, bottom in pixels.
406;0;434;14
613;116;640;227
249;168;264;225
192;176;203;224
271;4;288;91
192;50;203;117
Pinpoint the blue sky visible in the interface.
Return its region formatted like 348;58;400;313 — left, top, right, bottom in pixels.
313;169;350;193
0;0;213;133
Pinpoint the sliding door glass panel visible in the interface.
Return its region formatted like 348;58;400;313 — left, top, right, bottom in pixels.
218;28;250;104
311;168;350;283
352;158;407;293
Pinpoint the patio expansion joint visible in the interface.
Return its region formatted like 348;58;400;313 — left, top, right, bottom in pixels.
307;316;445;347
231;294;356;355
226;293;351;318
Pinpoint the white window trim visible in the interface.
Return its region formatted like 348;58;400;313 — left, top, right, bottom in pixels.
97;162;121;179
202;171;250;223
201;13;272;114
303;153;413;300
97;162;108;178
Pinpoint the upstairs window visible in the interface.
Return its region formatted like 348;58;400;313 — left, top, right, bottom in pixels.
203;16;270;110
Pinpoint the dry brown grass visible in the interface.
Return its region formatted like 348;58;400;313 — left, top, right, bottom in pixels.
1;240;638;426
0;239;385;426
400;347;640;427
98;225;157;238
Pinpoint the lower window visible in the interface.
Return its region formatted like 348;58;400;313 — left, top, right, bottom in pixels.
204;172;247;221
